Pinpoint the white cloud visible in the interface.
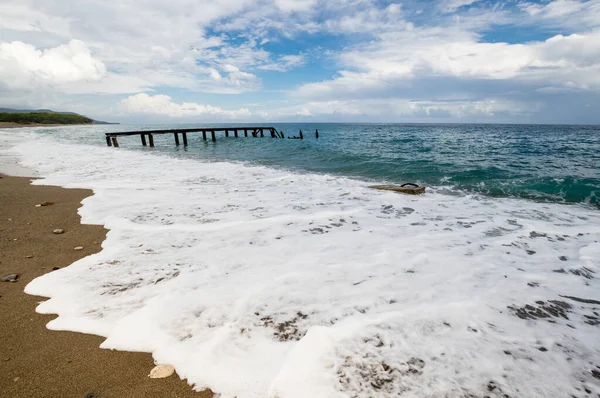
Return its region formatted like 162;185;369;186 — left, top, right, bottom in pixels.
259;54;306;71
0;40;106;89
296;29;600;101
265;97;539;121
119;93;251;119
439;0;480;14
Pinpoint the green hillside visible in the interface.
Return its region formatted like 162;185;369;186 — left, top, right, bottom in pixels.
0;112;93;125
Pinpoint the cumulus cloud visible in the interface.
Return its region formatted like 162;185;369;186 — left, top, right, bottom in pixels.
0;40;150;95
0;40;106;89
120;93;251;119
296;29;600;101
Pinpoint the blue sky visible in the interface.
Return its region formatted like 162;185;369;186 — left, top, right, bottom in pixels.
0;0;599;124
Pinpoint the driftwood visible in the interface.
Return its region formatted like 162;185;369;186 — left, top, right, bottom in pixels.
369;183;426;195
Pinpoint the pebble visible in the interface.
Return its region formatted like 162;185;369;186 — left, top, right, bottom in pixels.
35;201;54;207
148;364;175;378
74;246;84;251
1;274;19;283
13;377;20;382
26;255;33;259
53;229;65;234
52;267;61;271
84;393;98;398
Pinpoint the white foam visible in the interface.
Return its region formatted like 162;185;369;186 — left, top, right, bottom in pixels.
7;135;600;397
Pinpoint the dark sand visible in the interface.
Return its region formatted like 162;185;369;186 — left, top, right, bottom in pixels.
0;175;212;398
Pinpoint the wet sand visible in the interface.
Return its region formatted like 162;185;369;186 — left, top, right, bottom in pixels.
0;175;212;398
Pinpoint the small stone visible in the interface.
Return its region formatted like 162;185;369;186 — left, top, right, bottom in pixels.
52;267;60;271
149;364;175;378
53;229;65;234
74;246;84;251
13;377;20;382
3;357;10;362
26;255;33;259
84;393;97;398
1;274;19;283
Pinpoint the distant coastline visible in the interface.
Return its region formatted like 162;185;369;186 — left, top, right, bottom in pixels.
0;122;94;129
0;108;117;127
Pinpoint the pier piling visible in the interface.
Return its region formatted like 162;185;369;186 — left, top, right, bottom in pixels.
105;126;317;147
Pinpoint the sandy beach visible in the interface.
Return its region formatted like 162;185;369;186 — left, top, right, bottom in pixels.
0;175;211;398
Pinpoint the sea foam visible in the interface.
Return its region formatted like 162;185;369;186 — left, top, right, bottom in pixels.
8;135;600;397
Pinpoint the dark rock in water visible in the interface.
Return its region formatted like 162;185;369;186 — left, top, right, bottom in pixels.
560;295;600;305
538;347;548;352
530;231;547;238
407;357;425;373
508;300;571;320
1;274;19;283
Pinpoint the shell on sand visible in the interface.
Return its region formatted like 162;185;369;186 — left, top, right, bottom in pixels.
148;364;175;378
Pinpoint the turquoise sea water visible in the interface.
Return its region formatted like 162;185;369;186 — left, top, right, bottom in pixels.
33;123;600;208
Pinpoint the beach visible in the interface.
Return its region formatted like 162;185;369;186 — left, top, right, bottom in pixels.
0;174;210;398
1;124;599;398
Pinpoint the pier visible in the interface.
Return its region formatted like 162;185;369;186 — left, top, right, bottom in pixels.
105;127;287;147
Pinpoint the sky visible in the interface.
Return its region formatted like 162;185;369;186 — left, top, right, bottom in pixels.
0;0;599;124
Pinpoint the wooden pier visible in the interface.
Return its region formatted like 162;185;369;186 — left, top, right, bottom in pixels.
105;127;288;147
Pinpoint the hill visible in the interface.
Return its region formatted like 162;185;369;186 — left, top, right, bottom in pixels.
0;108;117;125
0;112;93;125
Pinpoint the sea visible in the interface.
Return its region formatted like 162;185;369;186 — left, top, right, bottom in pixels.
1;123;599;398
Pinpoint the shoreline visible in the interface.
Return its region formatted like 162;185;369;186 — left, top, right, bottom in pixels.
0;174;211;398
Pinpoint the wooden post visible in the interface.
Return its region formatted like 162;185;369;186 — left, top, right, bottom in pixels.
315;129;319;139
106;136;112;147
149;134;154;147
211;131;216;141
141;134;147;146
299;130;303;140
225;129;229;137
234;129;238;137
202;131;207;140
183;132;188;146
280;131;285;139
244;129;248;137
111;137;119;147
260;129;264;138
174;133;180;145
270;130;275;138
